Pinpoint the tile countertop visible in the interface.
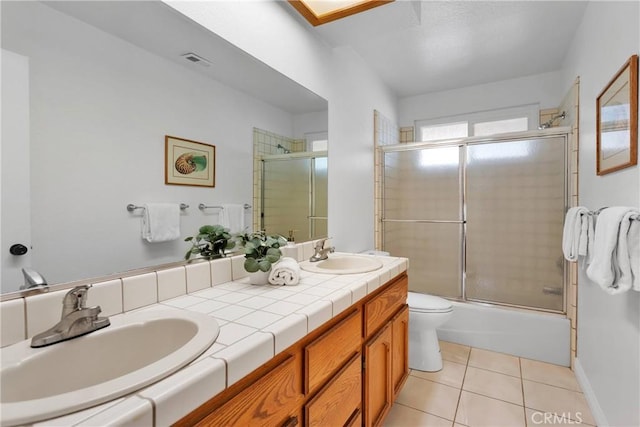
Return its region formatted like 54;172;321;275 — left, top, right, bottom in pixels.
35;253;408;427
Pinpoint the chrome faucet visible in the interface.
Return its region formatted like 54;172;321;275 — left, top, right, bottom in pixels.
20;267;48;290
30;285;110;348
309;237;335;262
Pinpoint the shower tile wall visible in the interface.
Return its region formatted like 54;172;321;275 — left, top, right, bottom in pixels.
252;128;305;232
374;110;400;250
399;126;414;143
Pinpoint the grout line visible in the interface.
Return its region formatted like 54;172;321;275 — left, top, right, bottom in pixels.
520;356;527;425
452;348;471;425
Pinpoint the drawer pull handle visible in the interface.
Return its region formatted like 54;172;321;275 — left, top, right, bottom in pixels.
282;415;299;427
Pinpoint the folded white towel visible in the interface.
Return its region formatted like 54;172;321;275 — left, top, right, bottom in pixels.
562;207;593;262
268;257;300;286
220;204;245;234
586;207;640;294
141;203;181;243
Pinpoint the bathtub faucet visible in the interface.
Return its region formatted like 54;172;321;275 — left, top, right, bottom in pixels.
30;285;110;348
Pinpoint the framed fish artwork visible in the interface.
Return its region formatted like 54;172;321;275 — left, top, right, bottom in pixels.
165;135;215;187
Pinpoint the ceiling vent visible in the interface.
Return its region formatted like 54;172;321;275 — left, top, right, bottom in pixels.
181;52;211;67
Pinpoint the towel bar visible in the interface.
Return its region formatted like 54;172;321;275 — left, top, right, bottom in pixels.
126;203;189;212
198;203;251;210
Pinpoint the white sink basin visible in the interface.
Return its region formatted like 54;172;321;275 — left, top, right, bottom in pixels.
299;254;383;274
0;309;219;426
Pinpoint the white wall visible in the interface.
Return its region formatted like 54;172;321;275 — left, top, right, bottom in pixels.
560;2;640;426
398;70;564;128
1;50;32;292
165;1;398;253
2;2;297;286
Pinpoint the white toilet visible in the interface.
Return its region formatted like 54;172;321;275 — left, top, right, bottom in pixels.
408;291;453;372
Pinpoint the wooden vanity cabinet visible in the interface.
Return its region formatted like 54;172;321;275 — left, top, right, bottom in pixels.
176;273;408;427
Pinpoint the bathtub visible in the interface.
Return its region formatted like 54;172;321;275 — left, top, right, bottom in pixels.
437;300;571;366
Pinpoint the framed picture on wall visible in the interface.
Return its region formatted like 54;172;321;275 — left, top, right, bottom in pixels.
596;54;638;175
165;135;215;187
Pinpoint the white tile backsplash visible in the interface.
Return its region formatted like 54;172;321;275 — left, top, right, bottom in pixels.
231;256;248;280
185;261;211;293
25;289;67;337
210;257;232;285
0;298;25;347
156;267;186;301
122;273;157;312
87;279;123;317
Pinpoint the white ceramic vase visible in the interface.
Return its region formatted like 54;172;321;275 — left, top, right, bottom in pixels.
248;269;270;285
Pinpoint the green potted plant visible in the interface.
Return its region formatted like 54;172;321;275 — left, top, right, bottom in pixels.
236;231;287;284
184;225;235;261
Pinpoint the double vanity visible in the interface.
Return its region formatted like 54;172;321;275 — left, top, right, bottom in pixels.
0;249;408;426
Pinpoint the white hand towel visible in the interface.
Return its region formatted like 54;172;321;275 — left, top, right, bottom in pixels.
562;207;591;262
586;207;640;294
141;203;181;243
627;215;640;291
220;204;245;234
268;257;301;286
616;210;640;292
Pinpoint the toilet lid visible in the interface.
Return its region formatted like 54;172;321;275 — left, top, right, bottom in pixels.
408;292;453;313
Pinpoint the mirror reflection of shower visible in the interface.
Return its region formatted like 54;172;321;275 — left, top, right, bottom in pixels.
538;111;566;129
253;128;328;242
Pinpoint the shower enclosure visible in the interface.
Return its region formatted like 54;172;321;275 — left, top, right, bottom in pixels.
382;132;568;312
261;152;327;241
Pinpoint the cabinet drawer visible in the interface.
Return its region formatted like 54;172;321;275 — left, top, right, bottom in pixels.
364;275;408;337
305;353;362;427
305;308;362;394
197;355;301;426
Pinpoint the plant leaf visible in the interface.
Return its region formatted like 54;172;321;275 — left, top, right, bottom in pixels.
258;259;271;272
244;257;259;273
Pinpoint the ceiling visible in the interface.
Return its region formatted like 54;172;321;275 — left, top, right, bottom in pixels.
298;1;589;97
43;1;328;114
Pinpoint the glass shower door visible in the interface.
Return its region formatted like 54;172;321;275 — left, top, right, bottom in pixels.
382;145;464;298
465;137;566;311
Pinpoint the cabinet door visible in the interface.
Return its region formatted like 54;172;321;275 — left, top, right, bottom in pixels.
364;323;392;427
197;355;301;426
391;305;409;399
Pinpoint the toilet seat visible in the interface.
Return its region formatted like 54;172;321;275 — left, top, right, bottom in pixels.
408;292;453;313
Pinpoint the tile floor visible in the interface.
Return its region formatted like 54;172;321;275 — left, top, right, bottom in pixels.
385;341;595;427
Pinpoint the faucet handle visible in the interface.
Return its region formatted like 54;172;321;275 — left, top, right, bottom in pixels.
62;286;89;317
315;237;332;249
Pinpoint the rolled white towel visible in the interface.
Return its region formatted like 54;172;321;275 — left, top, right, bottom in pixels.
268;257;300;286
586;207;640;294
562;207;591;262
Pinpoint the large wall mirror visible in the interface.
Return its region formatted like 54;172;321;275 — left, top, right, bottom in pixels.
1;1;328;295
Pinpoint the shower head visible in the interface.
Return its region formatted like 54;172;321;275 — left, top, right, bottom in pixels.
538;111;566;129
276;143;291;154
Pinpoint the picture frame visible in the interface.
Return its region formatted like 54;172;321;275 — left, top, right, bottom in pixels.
596;54;638;175
165;135;215;187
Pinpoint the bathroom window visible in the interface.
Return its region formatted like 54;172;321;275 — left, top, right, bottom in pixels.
416;104;537;142
306;131;328;152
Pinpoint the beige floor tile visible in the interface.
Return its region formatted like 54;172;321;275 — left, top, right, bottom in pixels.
468;348;521;377
521;358;581;392
395;376;461;421
411;360;467;388
462;366;523;405
455;391;525;427
384;403;453;427
525;408;595;426
523;380;595;426
440;341;471;365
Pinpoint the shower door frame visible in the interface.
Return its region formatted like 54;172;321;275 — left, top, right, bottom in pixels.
380;128;571;314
